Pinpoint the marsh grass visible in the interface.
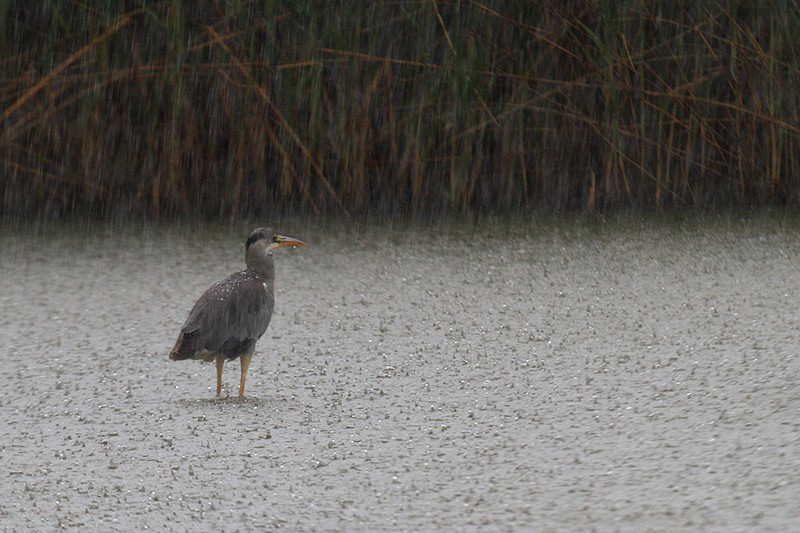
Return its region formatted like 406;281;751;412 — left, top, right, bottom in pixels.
2;1;800;219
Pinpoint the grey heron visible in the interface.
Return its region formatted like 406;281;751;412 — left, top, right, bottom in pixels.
169;227;307;396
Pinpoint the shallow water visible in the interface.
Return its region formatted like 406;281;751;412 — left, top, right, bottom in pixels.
1;216;799;531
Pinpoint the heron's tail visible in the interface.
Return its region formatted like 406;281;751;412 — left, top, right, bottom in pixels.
169;331;195;360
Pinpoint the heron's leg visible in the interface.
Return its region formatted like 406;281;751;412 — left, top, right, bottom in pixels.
239;351;253;397
215;355;224;396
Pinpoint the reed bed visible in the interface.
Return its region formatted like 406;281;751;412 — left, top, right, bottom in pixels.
2;1;800;219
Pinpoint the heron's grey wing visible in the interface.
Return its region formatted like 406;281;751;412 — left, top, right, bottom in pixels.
181;271;274;353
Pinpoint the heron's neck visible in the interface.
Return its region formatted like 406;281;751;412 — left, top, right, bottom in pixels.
245;247;275;283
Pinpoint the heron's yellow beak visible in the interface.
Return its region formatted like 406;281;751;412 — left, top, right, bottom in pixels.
273;235;307;249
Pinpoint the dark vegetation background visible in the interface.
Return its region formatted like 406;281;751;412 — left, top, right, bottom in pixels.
2;1;800;220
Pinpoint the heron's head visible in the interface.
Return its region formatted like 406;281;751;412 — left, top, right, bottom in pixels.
246;227;307;254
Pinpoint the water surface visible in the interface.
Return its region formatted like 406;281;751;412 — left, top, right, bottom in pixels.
1;216;799;531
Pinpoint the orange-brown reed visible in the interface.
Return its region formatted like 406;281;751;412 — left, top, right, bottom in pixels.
2;1;800;219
